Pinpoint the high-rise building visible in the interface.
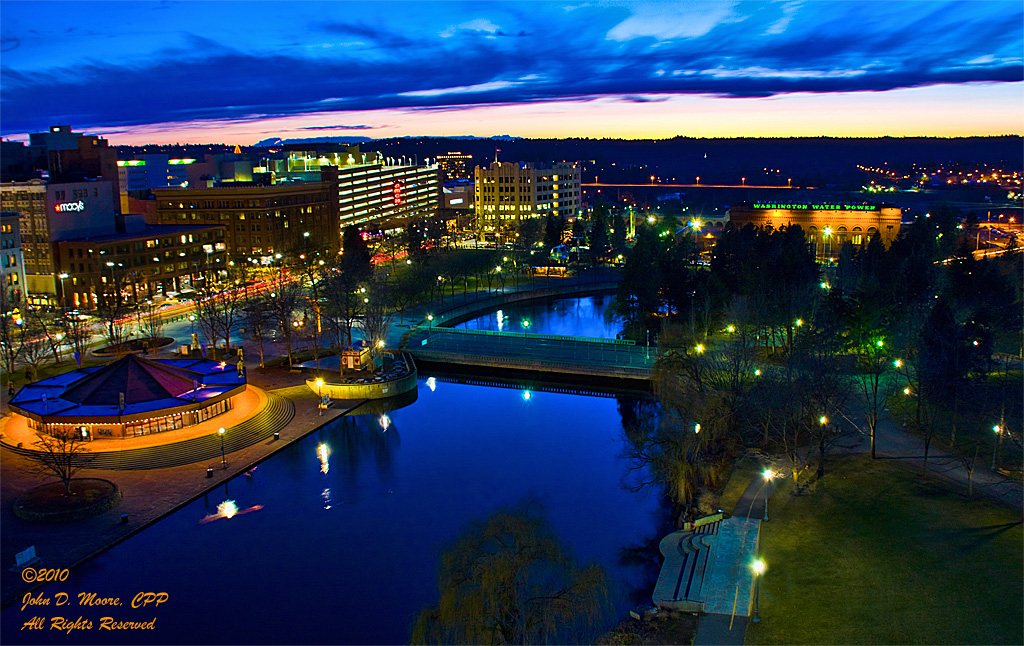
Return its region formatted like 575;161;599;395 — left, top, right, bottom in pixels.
473;162;582;242
437;152;473;181
0;212;27;304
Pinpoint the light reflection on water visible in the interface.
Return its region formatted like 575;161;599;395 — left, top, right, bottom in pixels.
2;297;666;646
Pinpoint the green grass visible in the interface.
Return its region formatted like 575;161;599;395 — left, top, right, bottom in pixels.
746;455;1023;645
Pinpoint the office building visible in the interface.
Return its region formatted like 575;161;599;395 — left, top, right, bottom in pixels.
473;162;582;242
152;181;337;261
437;152;474;181
54;222;227;307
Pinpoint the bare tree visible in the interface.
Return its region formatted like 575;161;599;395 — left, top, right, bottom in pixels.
855;339;896;460
242;293;273;367
60;312;93;366
97;264;132;354
0;286;26;381
361;270;393;373
30;427;93;495
322;266;365;374
266;283;302;366
20;317;51;382
194;289;243;361
136;300;166;355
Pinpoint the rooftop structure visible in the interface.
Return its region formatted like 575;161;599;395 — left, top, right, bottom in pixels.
10;355;246;440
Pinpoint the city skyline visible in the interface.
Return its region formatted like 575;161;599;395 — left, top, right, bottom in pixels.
1;1;1022;144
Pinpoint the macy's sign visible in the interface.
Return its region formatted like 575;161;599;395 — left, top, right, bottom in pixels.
54;201;86;212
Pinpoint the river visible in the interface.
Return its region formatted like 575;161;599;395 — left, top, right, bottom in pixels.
3;296;666;645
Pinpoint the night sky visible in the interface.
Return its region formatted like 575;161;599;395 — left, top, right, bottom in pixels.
1;1;1021;143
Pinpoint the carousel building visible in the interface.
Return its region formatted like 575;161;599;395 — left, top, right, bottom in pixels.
9;354;245;440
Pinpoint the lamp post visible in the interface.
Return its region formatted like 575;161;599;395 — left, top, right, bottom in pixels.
57;273;70;309
992;424;1004;471
522;318;531;336
762;469;774;521
646;329;650;360
316;378;324;416
751;559;765;623
218;427;226;469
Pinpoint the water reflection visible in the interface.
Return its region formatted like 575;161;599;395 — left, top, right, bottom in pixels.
318;442;330;474
312;413;402;504
199;499;263;524
456;295;623;339
0;380;664;646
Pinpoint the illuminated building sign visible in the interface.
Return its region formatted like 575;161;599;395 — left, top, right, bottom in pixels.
393;181;403;206
54;201;85;213
752;203;880;211
450;198;464;205
116;160;146;167
168;159;196;165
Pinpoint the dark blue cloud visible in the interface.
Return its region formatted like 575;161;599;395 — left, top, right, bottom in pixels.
0;1;1020;134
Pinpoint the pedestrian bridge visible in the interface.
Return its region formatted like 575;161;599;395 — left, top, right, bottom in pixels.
403;326;655;380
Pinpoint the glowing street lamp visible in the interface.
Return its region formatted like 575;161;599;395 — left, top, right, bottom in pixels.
57;273;70;308
218;427;226;469
762;469;775;521
522;318;531;334
315;378;324;416
992;424;1004;471
751;559;766;623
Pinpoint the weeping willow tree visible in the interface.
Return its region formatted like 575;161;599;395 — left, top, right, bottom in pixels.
412;507;608;645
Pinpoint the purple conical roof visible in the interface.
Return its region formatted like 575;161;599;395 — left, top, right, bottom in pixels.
61;354;197;406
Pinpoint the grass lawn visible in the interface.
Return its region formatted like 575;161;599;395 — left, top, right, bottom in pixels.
746;454;1023;645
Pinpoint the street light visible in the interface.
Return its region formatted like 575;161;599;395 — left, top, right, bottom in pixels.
316;378;324;416
762;469;775;521
992;424;1004;471
751;559;766;623
522;318;531;335
57;273;70;309
218;427;226;468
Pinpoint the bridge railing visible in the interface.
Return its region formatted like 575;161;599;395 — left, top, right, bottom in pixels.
410;325;636;346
